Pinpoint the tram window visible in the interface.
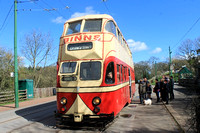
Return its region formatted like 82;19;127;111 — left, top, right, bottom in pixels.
124;67;126;81
105;62;115;84
105;21;117;37
60;62;77;73
66;21;82;35
83;19;102;32
117;65;120;83
121;65;123;82
80;61;101;80
117;30;122;45
123;39;126;47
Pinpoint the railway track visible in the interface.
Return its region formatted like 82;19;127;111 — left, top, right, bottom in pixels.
55;115;119;132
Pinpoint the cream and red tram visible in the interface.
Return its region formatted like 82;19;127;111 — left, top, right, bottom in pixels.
56;14;135;122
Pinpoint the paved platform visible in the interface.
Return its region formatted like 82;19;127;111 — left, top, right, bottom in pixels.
0;96;56;112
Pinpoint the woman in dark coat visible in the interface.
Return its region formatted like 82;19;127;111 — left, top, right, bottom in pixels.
163;79;169;104
160;78;165;101
154;79;160;102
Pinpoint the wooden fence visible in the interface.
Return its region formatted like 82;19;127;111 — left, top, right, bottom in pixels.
34;87;56;98
0;89;27;104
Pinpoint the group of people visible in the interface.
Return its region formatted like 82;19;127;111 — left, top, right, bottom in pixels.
138;76;174;105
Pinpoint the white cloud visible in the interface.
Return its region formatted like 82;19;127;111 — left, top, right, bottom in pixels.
151;47;162;54
70;6;99;19
52;6;99;24
127;39;148;52
52;16;66;24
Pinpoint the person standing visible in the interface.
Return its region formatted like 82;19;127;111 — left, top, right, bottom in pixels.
143;77;149;99
154;79;160;103
138;79;146;104
169;76;174;100
163;79;169;104
146;83;152;99
160;78;164;101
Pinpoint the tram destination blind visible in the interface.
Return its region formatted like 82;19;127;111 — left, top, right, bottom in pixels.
68;42;93;51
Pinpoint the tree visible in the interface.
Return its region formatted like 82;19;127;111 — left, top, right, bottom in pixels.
172;58;189;71
0;48;14;91
176;38;198;72
134;61;150;82
21;30;53;88
0;48;23;91
148;56;160;78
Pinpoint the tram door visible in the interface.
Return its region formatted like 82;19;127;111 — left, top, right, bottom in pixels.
128;68;131;99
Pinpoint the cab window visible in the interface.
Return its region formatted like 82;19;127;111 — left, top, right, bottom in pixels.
60;62;77;73
105;20;117;37
80;61;101;80
105;62;115;84
83;19;102;32
66;21;82;35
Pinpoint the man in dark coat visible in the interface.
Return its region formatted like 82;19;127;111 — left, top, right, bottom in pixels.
138;79;146;104
154;79;160;103
144;77;149;99
163;79;169;104
160;78;165;101
169;76;174;100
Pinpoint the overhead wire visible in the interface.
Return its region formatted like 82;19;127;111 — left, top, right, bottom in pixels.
0;4;14;32
171;16;200;51
158;15;200;62
32;1;59;18
40;0;67;19
102;0;112;15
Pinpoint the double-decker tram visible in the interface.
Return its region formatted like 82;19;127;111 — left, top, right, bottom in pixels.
56;14;135;123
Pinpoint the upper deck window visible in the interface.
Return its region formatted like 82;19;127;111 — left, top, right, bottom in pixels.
83;19;102;32
66;21;82;35
80;61;101;80
105;20;117;37
60;62;77;73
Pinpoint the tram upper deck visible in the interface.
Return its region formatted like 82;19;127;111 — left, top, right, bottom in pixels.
58;14;132;63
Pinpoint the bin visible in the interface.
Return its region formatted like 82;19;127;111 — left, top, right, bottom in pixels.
18;79;34;99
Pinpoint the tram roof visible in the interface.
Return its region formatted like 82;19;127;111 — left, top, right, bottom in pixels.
65;14;114;24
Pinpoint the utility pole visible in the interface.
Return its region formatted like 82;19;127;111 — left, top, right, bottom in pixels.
155;61;157;79
169;46;172;76
14;0;19;108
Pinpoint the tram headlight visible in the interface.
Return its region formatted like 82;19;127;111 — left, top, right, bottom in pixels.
60;97;67;105
92;97;101;106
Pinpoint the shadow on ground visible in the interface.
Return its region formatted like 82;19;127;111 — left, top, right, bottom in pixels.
15;101;57;127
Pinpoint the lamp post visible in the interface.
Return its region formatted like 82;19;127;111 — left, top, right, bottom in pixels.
169;46;172;76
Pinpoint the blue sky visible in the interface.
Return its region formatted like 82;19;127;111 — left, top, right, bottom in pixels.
0;0;200;66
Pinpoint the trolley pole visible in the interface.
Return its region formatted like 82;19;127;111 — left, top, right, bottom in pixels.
169;46;172;76
14;0;19;108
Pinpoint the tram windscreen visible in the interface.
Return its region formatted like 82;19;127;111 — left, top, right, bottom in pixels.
66;21;82;35
83;19;102;32
80;61;101;80
60;62;77;73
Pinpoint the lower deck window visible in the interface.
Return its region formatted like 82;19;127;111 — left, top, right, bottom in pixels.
80;61;101;80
